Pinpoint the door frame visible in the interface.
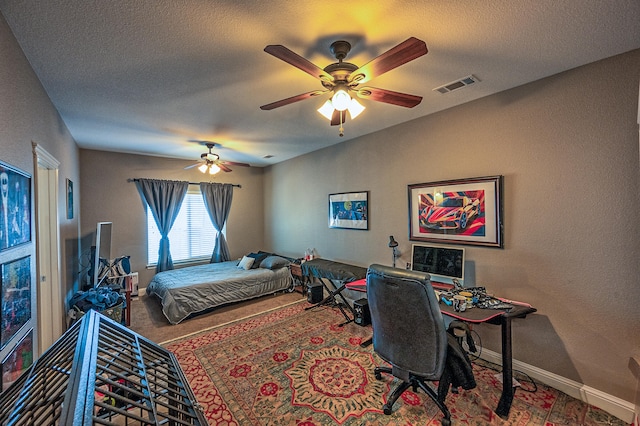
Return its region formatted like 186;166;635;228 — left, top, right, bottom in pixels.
32;143;62;355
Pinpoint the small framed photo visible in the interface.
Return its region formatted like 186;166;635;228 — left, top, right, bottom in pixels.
66;178;73;220
408;176;503;247
328;191;369;230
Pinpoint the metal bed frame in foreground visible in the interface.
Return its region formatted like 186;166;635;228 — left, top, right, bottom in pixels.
0;310;206;425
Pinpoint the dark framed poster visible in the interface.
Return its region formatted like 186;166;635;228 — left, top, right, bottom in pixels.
1;256;32;349
0;161;31;251
408;176;503;247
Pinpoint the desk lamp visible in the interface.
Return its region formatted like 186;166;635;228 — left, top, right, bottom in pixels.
388;235;399;268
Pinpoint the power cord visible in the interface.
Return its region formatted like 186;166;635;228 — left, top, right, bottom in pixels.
472;357;538;393
458;328;538;393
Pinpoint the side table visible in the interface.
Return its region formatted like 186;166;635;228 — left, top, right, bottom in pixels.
289;263;306;296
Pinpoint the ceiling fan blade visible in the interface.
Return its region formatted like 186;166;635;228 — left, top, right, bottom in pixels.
264;45;333;82
218;163;232;173
184;162;202;170
223;161;251;167
356;87;423;108
260;90;327;110
348;37;427;85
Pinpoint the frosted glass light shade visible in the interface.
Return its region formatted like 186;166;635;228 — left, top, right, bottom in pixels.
331;89;350;111
317;100;334;120
347;98;365;119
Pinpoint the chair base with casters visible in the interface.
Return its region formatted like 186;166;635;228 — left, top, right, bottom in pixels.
374;366;452;425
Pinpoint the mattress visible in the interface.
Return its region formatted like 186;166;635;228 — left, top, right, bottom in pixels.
147;260;293;324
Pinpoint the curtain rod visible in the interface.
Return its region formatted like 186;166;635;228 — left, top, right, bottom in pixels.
127;178;241;188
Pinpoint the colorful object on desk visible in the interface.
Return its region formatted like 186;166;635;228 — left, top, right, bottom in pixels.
453;295;467;312
431;281;454;290
345;278;367;292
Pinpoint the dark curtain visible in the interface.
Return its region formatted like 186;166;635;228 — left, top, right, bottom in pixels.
135;179;189;273
200;182;234;263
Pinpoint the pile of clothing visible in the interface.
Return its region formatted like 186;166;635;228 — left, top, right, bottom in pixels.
69;287;124;322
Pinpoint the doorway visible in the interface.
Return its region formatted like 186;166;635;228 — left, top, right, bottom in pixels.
32;143;63;355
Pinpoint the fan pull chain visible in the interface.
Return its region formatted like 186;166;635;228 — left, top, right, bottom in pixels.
339;110;345;137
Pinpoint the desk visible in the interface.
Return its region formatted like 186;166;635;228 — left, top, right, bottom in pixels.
350;274;535;418
301;259;367;325
439;302;536;418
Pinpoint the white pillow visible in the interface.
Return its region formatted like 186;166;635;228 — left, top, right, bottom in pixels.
237;255;255;270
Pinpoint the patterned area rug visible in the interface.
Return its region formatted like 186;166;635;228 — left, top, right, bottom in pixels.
165;301;628;425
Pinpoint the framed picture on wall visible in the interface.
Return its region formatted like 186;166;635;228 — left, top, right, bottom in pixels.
328;191;369;230
408;176;503;247
1;256;32;349
0;161;31;251
1;329;33;391
66;178;73;220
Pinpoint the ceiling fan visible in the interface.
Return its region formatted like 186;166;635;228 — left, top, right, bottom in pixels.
260;37;428;135
184;142;250;175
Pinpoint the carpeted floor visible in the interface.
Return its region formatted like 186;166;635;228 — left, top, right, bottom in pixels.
129;289;303;343
133;294;629;425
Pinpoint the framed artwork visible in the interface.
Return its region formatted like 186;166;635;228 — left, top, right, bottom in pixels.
0;161;31;251
328;191;369;230
408;176;503;247
66;178;73;219
1;329;33;391
1;256;32;349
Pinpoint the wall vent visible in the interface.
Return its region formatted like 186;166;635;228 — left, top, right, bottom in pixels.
433;74;480;94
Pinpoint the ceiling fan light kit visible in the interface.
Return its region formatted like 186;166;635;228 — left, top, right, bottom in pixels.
198;162;221;175
261;37;428;136
317;97;365;120
185;142;251;175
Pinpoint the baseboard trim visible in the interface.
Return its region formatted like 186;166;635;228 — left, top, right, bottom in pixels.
480;349;635;423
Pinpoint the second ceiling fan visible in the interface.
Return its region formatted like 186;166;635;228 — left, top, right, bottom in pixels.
184;142;250;175
260;37;428;135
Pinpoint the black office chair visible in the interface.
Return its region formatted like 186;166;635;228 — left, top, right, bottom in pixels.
366;264;452;425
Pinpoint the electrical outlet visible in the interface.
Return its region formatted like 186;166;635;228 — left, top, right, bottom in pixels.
406;262;411;270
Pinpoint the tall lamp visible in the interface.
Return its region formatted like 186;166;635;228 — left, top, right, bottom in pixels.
388;235;399;268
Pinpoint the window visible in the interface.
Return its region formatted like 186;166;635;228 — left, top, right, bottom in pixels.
147;192;219;265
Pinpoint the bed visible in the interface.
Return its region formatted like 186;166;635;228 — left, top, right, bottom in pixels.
146;254;294;324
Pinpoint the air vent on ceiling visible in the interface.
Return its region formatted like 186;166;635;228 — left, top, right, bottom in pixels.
433;75;479;94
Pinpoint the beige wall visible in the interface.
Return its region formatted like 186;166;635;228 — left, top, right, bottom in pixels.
265;50;640;403
79;149;265;287
0;13;81;353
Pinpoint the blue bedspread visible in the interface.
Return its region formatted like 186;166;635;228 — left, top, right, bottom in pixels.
147;260;293;324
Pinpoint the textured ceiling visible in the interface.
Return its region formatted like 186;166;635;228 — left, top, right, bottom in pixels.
1;0;639;167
